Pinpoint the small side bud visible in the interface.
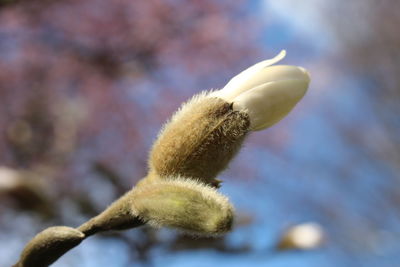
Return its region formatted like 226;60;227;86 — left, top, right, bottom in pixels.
149;92;250;186
15;226;85;267
131;178;234;236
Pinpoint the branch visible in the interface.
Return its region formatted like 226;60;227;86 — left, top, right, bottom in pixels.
13;189;144;267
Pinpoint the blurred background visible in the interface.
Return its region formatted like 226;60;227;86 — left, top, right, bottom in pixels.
1;0;399;266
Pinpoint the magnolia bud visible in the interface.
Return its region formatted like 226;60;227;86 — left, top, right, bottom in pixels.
149;93;250;186
211;50;310;130
131;178;234;236
148;50;308;186
15;226;85;267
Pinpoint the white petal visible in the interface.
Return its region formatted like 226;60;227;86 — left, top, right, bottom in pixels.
232;78;309;131
210;50;286;101
252;65;309;85
221;65;308;102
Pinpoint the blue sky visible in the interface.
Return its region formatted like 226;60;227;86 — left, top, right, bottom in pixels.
4;1;399;266
52;2;400;267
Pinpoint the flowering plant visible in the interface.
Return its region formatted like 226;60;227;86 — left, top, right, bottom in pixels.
15;51;310;267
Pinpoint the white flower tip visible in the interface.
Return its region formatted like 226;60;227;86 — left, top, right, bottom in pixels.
251;50;287;70
272;49;286;64
210;50;287;101
297;66;311;83
210;50;310;131
233;66;310;131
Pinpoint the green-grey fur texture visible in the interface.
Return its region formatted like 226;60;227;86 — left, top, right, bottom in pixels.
14;226;85;267
14;91;252;266
132;178;234;235
149;93;250;187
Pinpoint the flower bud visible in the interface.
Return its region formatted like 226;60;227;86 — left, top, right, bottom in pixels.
15;226;85;267
149;93;249;186
148;50;308;186
131;178;234;236
211;50;310;130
